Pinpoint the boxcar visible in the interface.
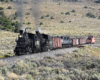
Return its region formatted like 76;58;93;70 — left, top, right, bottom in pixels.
52;37;62;49
86;36;95;44
71;38;77;46
78;38;86;45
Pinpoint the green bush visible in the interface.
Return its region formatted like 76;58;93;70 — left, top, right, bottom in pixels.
46;14;49;17
96;0;100;3
12;61;29;75
14;27;20;33
2;66;8;75
28;22;31;24
71;9;75;12
61;12;64;14
86;12;96;18
60;21;64;23
40;22;43;25
26;12;30;15
98;16;100;19
29;70;37;77
8;6;12;9
0;7;4;10
41;16;44;19
0;11;5;17
0;17;14;31
84;6;88;8
50;16;54;19
14;16;17;20
65;12;70;15
0;17;19;32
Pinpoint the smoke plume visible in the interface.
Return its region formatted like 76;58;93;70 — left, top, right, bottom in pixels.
30;0;42;31
14;0;25;30
14;0;42;31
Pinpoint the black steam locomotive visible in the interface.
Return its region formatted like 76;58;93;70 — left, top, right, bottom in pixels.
14;29;53;55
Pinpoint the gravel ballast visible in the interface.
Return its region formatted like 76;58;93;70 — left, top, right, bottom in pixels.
0;47;78;66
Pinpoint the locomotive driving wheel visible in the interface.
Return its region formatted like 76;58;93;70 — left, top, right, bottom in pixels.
26;46;32;54
14;48;22;56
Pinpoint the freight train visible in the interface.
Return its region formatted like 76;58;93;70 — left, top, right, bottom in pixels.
14;29;95;56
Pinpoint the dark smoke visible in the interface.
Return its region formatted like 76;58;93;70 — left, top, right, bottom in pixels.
14;0;25;30
30;0;42;31
14;0;42;31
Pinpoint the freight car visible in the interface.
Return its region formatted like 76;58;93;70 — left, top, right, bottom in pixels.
61;36;72;47
14;29;95;55
86;36;95;44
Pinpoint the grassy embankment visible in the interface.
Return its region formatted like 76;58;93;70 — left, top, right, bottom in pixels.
0;46;100;79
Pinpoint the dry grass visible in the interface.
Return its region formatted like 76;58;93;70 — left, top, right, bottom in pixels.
0;31;18;55
0;75;4;80
0;60;7;67
86;46;100;57
7;72;19;79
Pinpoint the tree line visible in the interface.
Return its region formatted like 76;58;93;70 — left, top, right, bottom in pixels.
0;11;20;33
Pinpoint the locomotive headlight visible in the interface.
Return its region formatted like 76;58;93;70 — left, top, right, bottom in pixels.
19;35;22;38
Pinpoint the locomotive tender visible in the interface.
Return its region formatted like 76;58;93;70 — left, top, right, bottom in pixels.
14;29;95;55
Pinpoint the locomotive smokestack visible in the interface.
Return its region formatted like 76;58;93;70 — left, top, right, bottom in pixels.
36;30;40;35
20;30;23;35
36;30;42;40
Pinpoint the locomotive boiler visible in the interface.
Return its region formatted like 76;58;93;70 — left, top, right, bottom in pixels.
14;29;52;55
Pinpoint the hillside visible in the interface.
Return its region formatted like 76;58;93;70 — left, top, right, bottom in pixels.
0;0;100;55
0;46;100;79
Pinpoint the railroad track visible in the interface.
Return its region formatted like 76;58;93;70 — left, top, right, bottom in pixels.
0;43;99;66
0;47;78;66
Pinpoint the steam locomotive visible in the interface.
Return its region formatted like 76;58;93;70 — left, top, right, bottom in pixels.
14;29;53;55
14;29;95;56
